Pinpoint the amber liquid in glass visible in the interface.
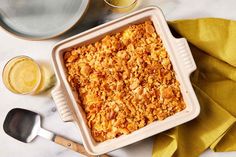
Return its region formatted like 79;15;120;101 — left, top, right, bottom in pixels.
2;56;55;95
105;0;137;12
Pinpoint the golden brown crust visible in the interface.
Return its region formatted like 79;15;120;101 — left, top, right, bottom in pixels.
64;21;186;142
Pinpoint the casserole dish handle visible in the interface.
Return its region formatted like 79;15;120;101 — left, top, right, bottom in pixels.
174;38;197;74
51;85;74;122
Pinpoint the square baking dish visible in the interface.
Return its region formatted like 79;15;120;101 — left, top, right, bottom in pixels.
51;7;200;155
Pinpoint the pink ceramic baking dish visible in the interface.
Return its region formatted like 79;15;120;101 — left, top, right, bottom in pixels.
51;7;200;155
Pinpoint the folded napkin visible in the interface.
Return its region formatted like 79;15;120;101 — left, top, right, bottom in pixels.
152;18;236;157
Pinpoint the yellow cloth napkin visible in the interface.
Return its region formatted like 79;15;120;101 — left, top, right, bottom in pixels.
152;18;236;157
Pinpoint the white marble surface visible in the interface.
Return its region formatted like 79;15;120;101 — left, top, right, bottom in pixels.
0;0;236;157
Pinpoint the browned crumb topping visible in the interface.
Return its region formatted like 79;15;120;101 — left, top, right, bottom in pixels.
64;21;186;142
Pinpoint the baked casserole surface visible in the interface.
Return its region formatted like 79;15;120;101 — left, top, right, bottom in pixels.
64;21;186;142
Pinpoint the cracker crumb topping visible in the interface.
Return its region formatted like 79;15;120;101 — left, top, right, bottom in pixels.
64;21;186;142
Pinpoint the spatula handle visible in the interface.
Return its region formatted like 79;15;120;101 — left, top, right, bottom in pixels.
54;135;110;157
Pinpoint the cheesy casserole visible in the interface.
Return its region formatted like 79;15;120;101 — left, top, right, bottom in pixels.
64;21;186;142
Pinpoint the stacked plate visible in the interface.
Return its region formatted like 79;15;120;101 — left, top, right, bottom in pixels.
0;0;89;40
